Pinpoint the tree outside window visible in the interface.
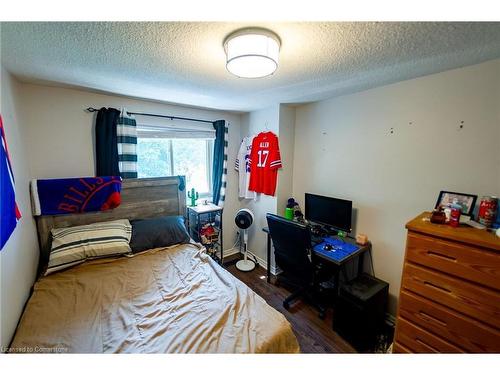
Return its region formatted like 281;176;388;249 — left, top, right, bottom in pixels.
137;137;213;197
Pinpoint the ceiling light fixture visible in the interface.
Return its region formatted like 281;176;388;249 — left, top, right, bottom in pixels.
223;28;281;79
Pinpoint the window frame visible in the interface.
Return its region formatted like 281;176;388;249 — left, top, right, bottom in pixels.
204;140;214;199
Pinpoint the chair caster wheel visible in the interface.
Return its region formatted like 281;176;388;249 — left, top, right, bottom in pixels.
283;301;290;310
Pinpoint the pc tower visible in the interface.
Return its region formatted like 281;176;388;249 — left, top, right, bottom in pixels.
333;273;389;352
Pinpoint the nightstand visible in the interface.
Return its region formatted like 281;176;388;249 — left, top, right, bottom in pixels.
186;204;224;265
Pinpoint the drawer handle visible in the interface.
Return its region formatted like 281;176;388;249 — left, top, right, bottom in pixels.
415;338;440;353
418;311;448;327
423;281;452;294
426;251;457;262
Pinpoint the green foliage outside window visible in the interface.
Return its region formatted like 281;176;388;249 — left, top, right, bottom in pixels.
137;137;212;195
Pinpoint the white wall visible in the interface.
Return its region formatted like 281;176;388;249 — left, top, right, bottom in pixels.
17;83;243;255
0;68;39;349
293;59;500;313
239;104;296;271
240;105;280;266
276;105;296;215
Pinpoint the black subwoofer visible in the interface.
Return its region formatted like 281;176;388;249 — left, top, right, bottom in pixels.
333;273;389;352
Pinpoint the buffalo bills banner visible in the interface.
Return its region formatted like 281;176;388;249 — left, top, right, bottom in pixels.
30;176;122;216
1;115;22;250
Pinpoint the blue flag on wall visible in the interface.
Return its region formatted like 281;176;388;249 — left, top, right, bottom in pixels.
1;115;22;250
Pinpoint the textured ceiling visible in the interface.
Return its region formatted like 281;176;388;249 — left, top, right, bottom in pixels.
2;22;500;112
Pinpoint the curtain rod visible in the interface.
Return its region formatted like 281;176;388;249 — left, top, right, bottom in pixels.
85;107;214;124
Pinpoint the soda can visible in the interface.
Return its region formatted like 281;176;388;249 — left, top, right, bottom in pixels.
449;205;461;228
478;196;498;227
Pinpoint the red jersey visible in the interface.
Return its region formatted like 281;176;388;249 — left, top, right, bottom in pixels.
248;131;282;196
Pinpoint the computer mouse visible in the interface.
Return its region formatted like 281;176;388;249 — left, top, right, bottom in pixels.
324;243;333;251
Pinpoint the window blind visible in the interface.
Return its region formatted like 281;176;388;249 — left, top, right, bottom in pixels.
137;120;215;139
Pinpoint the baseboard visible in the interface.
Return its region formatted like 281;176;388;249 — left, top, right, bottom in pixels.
223;248;280;275
223;247;240;258
246;250;280;275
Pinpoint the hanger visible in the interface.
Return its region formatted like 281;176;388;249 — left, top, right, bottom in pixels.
247;121;270;140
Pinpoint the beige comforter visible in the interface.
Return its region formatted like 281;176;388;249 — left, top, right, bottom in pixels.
10;244;299;353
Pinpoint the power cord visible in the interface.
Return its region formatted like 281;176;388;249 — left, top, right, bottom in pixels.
231;231;241;251
249;252;260;267
368;249;375;276
357;248;375;277
233;230;259;267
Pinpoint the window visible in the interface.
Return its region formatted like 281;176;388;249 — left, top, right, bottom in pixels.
137;137;214;197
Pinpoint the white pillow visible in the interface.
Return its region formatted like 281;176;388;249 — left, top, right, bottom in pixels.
46;219;132;275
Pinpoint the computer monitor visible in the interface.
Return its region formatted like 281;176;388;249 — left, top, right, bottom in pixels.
305;193;352;233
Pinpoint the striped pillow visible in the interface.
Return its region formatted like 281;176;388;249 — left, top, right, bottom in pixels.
46;219;132;275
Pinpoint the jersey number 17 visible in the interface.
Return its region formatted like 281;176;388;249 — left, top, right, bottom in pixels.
257;150;269;167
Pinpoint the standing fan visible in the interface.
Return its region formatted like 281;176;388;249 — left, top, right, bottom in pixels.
235;208;255;272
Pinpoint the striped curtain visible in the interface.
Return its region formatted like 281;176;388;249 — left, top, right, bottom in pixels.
117;109;138;179
219;123;228;207
212;120;228;207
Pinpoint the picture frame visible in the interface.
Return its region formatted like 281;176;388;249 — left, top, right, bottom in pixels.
435;191;477;217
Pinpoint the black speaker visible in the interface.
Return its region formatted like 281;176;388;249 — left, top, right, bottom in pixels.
333;273;389;352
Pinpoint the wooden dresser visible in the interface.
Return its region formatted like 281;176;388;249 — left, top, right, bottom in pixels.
394;212;500;353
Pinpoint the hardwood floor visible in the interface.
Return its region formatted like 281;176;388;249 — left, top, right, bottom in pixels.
226;261;356;353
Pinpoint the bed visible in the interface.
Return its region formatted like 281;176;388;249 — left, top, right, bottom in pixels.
10;177;299;353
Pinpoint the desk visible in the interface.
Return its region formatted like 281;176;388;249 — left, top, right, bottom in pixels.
262;227;371;296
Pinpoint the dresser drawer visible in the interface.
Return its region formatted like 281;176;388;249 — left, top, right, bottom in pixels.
395;317;463;353
406;232;500;290
392;342;411;353
401;263;500;328
398;291;500;352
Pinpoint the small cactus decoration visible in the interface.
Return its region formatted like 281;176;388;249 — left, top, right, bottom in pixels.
188;188;199;207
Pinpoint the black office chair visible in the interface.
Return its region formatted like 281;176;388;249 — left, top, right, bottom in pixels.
266;213;327;319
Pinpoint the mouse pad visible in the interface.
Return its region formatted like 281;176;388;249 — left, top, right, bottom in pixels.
313;237;359;262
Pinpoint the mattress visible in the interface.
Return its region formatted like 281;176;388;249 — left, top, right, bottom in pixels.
10;243;300;353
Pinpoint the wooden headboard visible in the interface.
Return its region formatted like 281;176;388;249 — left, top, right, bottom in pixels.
35;176;186;274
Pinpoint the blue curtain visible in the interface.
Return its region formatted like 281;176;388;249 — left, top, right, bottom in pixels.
212;120;227;206
95;107;121;176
